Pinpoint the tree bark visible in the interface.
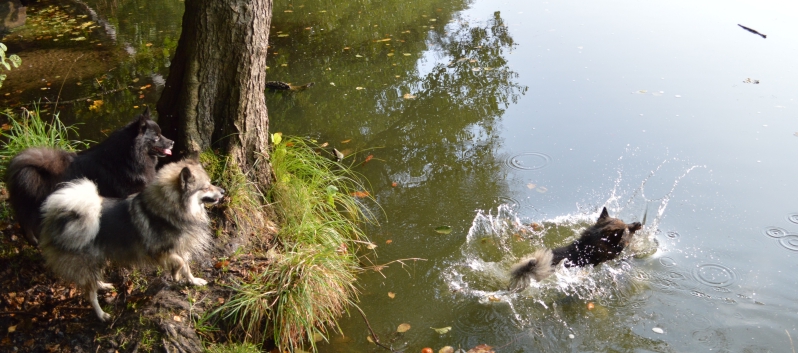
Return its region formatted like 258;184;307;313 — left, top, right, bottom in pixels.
157;0;273;188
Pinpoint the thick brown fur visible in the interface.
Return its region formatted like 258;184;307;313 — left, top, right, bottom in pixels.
508;207;642;292
5;107;173;245
38;159;224;322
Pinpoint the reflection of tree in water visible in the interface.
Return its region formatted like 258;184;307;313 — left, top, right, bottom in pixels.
369;11;526;193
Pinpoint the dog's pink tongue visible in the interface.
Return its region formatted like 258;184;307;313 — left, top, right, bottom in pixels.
164;149;172;156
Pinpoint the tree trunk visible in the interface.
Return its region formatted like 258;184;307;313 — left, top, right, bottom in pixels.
156;0;273;189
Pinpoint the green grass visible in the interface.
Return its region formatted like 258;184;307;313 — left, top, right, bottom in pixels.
213;134;374;352
0;105;89;178
204;342;262;353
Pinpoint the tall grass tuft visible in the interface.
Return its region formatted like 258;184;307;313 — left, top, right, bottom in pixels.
0;106;89;178
215;134;374;352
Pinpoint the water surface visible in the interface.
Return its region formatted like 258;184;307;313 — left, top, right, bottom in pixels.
4;0;798;351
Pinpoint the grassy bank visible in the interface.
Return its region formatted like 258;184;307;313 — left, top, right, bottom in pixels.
211;133;374;352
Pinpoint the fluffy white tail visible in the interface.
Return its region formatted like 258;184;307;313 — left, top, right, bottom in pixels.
40;179;102;250
508;249;555;292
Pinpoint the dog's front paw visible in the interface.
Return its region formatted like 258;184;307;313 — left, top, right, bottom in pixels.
97;310;112;322
190;277;208;286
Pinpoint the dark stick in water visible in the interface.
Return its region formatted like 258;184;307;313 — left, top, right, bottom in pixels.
738;24;766;39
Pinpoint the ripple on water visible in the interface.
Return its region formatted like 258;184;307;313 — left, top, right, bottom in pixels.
658;256;677;267
788;214;798;224
505;152;551;171
777;235;798;251
692;264;737;287
762;226;790;238
665;231;680;239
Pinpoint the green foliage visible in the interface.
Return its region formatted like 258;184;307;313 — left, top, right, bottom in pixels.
199;150;262;230
204;342;261;353
214;135;375;352
0;43;21;88
0;106;90;179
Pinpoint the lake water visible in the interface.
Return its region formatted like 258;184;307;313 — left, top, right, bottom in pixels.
4;0;798;352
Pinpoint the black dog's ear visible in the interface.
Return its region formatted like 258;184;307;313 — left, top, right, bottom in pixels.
137;107;151;132
179;167;195;190
598;207;610;221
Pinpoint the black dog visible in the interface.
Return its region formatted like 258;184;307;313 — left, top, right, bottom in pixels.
5;107;174;245
508;207;643;292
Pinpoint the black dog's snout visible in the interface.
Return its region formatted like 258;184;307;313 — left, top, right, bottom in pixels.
629;222;643;232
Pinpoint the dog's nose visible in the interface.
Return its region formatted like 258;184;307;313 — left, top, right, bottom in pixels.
629;222;643;231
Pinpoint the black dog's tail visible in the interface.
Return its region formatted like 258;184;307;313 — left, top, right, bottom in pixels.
6;148;74;245
508;249;555;292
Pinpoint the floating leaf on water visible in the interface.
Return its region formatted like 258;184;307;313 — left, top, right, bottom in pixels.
356;87;364;90
431;326;451;334
472;67;481;71
387;53;394;56
70;36;86;41
388;292;395;299
355;54;363;57
391;182;398;187
284;9;293;12
402;93;416;99
364;154;374;163
439;346;455;353
7;325;15;333
487;295;501;302
536;186;548;193
313;332;324;342
366;242;377;249
403;53;411;56
526;183;536;189
277;34;289;37
351;191;370;198
366;335;374;343
587;302;595;310
466;344;494;353
88;100;103;112
386;239;393;244
341;139;352;144
652;327;664;334
397;323;411;333
434;226;452;234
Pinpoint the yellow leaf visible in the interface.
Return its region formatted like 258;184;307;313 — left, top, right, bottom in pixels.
7;325;15;333
403;93;416;99
397;323;411;333
388;292;395;299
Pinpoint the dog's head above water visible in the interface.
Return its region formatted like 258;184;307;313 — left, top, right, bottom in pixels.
591;207;643;250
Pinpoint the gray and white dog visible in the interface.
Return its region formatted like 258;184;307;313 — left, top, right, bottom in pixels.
38;159;224;321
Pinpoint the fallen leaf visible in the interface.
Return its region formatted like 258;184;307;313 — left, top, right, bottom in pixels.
397;323;411;333
530;223;542;231
366;335;374;343
439;347;455;353
587;302;595;310
1;123;10;130
466;344;494;353
391;182;398;187
536;186;548;193
526;183;536;189
364;154;373;163
434;226;452;234
431;326;451;334
145;43;153;47
351;191;370;198
173;315;182;322
217;297;225;304
402;93;416;99
388;292;395;299
214;260;229;269
488;295;501;302
7;325;15;333
356;87;365;90
652;327;664;334
341;139;351;144
386;239;393;244
366;242;377;249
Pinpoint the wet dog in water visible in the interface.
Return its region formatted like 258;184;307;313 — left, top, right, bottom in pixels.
508;207;642;292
